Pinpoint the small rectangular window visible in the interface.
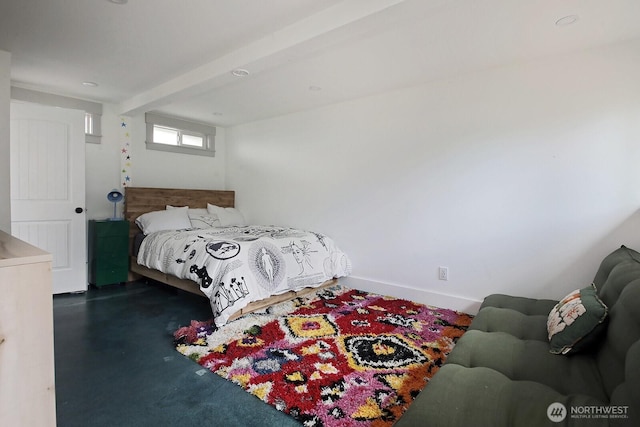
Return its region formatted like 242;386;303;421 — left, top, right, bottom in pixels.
153;126;180;145
181;133;204;147
85;112;102;144
85;113;94;135
145;113;215;157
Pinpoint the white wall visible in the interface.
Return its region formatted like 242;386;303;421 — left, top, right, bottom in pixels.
85;104;126;219
85;108;226;220
226;40;640;313
0;50;11;233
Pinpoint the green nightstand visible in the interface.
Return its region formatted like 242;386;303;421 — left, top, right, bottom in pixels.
88;219;129;287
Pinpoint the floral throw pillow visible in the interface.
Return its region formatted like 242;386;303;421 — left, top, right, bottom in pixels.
547;284;608;355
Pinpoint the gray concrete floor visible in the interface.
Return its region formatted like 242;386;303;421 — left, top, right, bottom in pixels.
53;281;301;427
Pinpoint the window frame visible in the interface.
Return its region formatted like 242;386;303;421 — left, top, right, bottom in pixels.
145;113;216;157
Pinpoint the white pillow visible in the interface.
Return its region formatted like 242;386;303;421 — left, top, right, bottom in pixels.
189;214;221;229
187;208;208;215
166;205;219;229
135;208;192;235
207;203;245;226
166;205;206;215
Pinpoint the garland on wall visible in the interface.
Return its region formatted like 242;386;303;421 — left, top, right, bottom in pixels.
120;116;132;187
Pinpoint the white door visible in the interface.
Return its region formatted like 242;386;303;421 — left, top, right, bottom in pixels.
10;101;87;294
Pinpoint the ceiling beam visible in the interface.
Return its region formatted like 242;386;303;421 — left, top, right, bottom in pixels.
118;0;406;118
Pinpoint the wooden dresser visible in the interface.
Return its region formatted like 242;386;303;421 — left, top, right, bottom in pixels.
0;230;56;426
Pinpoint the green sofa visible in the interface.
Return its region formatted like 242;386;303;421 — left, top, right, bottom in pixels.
396;245;640;427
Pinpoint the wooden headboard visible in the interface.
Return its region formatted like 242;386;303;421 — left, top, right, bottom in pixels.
123;187;235;239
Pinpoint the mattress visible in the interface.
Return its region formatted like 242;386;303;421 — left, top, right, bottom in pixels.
136;225;351;326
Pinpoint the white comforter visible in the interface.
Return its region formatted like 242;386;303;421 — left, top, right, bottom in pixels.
137;225;351;326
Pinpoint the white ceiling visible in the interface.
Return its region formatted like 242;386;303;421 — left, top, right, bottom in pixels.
1;0;639;126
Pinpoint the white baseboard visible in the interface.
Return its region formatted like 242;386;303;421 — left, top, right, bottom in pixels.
341;276;482;315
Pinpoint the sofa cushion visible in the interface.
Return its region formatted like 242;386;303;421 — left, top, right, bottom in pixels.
608;341;640;424
595;275;640;400
547;284;608;355
446;330;608;402
588;246;640;400
469;306;549;341
395;363;609;427
480;294;558;316
597;247;640;307
592;246;640;294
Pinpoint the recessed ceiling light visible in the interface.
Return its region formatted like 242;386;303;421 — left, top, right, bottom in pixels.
555;15;579;26
231;68;250;77
82;81;99;87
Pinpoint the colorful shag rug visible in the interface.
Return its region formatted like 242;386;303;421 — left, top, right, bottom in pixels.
174;285;473;427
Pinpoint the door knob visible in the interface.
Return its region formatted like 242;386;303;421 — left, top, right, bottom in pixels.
75;207;84;214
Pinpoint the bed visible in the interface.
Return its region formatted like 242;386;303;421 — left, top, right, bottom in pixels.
124;187;351;326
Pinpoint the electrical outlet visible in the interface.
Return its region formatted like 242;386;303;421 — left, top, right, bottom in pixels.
438;266;449;281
